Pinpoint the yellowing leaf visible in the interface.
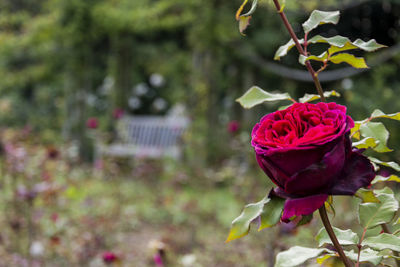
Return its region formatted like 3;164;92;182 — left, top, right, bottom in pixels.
353;137;378;150
236;0;249;20
355;188;380;203
299;90;340;103
239;16;251;35
370;109;400;121
329;53;368;69
372;174;400;184
226;195;268;242
351;122;362;140
275;247;330;267
299;52;327;65
274;39;298;60
360;122;392;152
316;254;333;265
235;0;258;35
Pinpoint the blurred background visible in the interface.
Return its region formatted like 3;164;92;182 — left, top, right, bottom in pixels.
0;0;399;266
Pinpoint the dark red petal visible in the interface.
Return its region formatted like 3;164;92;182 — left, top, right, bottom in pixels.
281;194;328;222
255;153;288;188
284;136;346;196
329;151;375;195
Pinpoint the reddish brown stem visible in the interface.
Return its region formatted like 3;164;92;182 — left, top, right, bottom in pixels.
271;0;326;102
356;227;367;267
319;206;353;267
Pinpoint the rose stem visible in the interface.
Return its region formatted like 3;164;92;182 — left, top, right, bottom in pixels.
381;223;400;267
271;0;326;102
319;205;353;267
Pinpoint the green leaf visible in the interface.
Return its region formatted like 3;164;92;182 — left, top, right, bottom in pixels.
236;86;292;109
344;248;383;265
355;188;380;203
358;188;399;229
302;10;340;34
352;39;387;52
275;246;329;267
274;39;298;60
329;53;368;68
370;109;400;121
298;90;340;103
316;227;359;247
369;157;400;172
363;233;400;252
259;195;285;231
226;195;269;242
353;137;378;150
299;52;328;65
372;174;400;184
360;122;392;152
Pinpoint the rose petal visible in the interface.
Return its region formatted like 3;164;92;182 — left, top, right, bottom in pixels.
329;151;375;195
255;153;288;188
281;194;328;222
284;136;346;196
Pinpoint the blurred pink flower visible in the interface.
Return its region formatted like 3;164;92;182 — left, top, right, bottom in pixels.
102;251;118;264
227;120;240;133
113;108;124;119
153;252;164;266
86;118;98;129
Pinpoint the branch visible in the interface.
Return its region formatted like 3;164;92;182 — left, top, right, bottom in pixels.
271;0;326;102
319;205;353;267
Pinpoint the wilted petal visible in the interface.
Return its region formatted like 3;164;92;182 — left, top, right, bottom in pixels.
329;151;375;195
281;194;328;222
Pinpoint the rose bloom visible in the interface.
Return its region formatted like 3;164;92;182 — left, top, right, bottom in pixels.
86;117;98;129
252;102;375;221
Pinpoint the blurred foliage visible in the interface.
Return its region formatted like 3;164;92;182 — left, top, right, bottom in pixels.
0;0;399;163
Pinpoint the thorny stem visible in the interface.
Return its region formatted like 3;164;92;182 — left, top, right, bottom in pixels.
381;224;400;267
319;205;353;267
271;0;326;102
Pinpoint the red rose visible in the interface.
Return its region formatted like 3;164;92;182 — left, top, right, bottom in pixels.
252;102;375;221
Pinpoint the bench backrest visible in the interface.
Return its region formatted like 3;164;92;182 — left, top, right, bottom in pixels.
117;116;190;149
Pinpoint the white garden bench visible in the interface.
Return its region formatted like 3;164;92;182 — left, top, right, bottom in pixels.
96;115;190;159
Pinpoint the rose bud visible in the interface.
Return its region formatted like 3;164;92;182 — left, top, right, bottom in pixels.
252;102;375;221
86;118;98;129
